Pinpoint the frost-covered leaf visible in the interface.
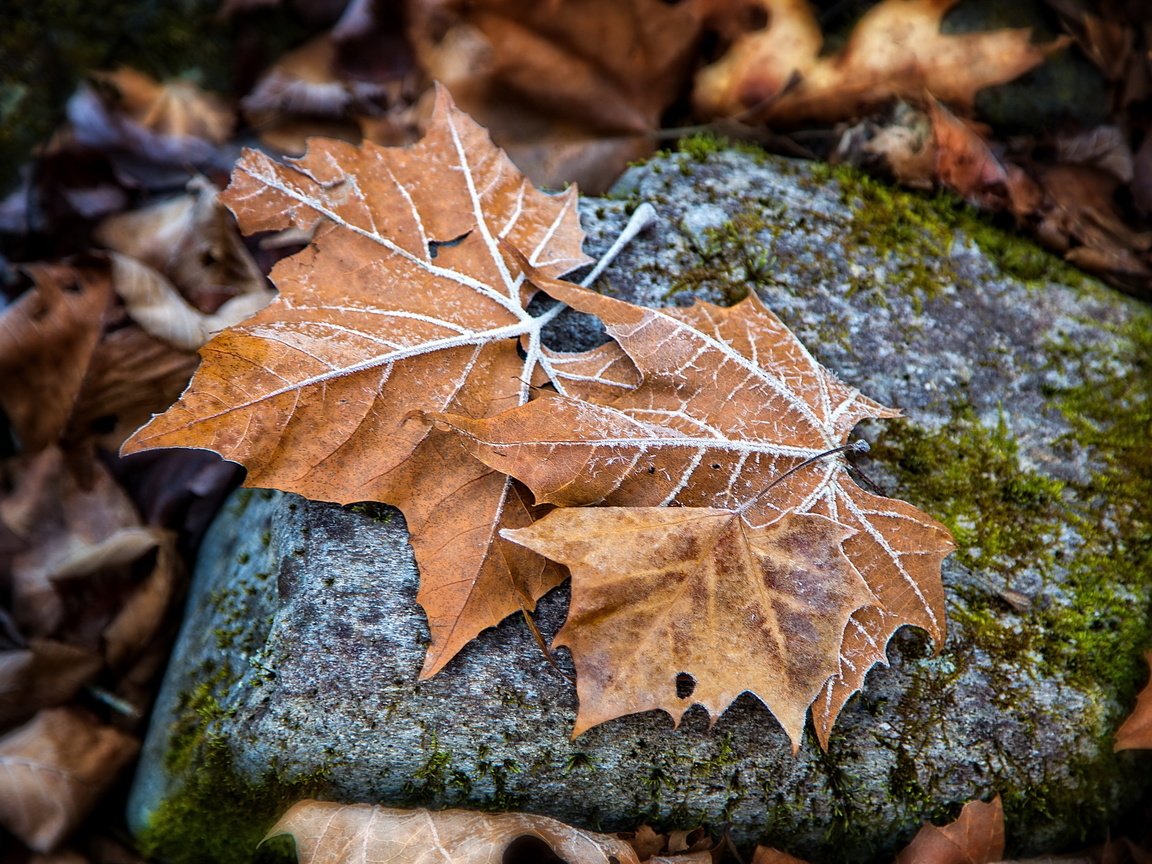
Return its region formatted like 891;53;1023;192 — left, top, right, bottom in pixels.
437;271;953;744
122;85;590;675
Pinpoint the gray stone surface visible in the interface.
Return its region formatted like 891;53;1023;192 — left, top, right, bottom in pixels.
130;150;1152;861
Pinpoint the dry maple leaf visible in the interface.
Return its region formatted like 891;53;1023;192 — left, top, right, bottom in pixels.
434;271;953;745
122;86;593;676
505;508;873;748
894;795;1004;864
1115;651;1152;751
267;800;642;864
693;0;1068;126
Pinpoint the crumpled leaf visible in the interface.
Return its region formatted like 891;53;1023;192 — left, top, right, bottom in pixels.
927;100;1018;211
0;707;139;853
435;273;953;744
0;255;202;453
107;253;273;352
623;824;712;861
505;508;873;748
835;99;1152;295
894;795;1004;864
1116;651;1152;751
267;800;641;864
693;0;1068;126
407;0;724;191
0;261;113;452
95;175;268;313
242;35;388;121
122;86;591;676
0;640;103;725
69;68;234;166
1;448;151;638
101;531;180;669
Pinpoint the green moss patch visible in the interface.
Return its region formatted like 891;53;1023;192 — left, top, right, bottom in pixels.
138;658;328;864
810;163;1089;301
674;132;772;165
873;391;1151;695
666;206;783;305
866;305;1152;846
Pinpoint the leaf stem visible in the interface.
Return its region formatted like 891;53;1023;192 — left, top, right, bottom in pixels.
580;203;658;288
735;439;870;516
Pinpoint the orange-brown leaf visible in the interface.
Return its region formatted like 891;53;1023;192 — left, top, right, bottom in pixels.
1116;651;1152;751
122;86;590;675
694;0;1067;125
0;261;113;452
436;275;953;743
267;800;641;864
894;795;1004;864
505;508;873;749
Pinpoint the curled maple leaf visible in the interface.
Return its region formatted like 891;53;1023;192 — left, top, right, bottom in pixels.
122;85;592;676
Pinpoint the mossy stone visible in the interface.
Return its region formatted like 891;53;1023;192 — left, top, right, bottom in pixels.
130;150;1152;863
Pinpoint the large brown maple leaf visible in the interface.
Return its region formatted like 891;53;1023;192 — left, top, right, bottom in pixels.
506;508;873;749
434;271;954;744
122;86;591;676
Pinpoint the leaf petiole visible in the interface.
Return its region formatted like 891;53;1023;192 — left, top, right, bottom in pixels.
735;439;870;516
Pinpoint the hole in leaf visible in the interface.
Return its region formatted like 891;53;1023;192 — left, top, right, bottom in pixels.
503;835;566;864
647;465;656;474
676;672;696;698
711;463;721;469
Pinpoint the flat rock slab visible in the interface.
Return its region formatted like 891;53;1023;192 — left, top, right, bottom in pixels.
129;150;1152;863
